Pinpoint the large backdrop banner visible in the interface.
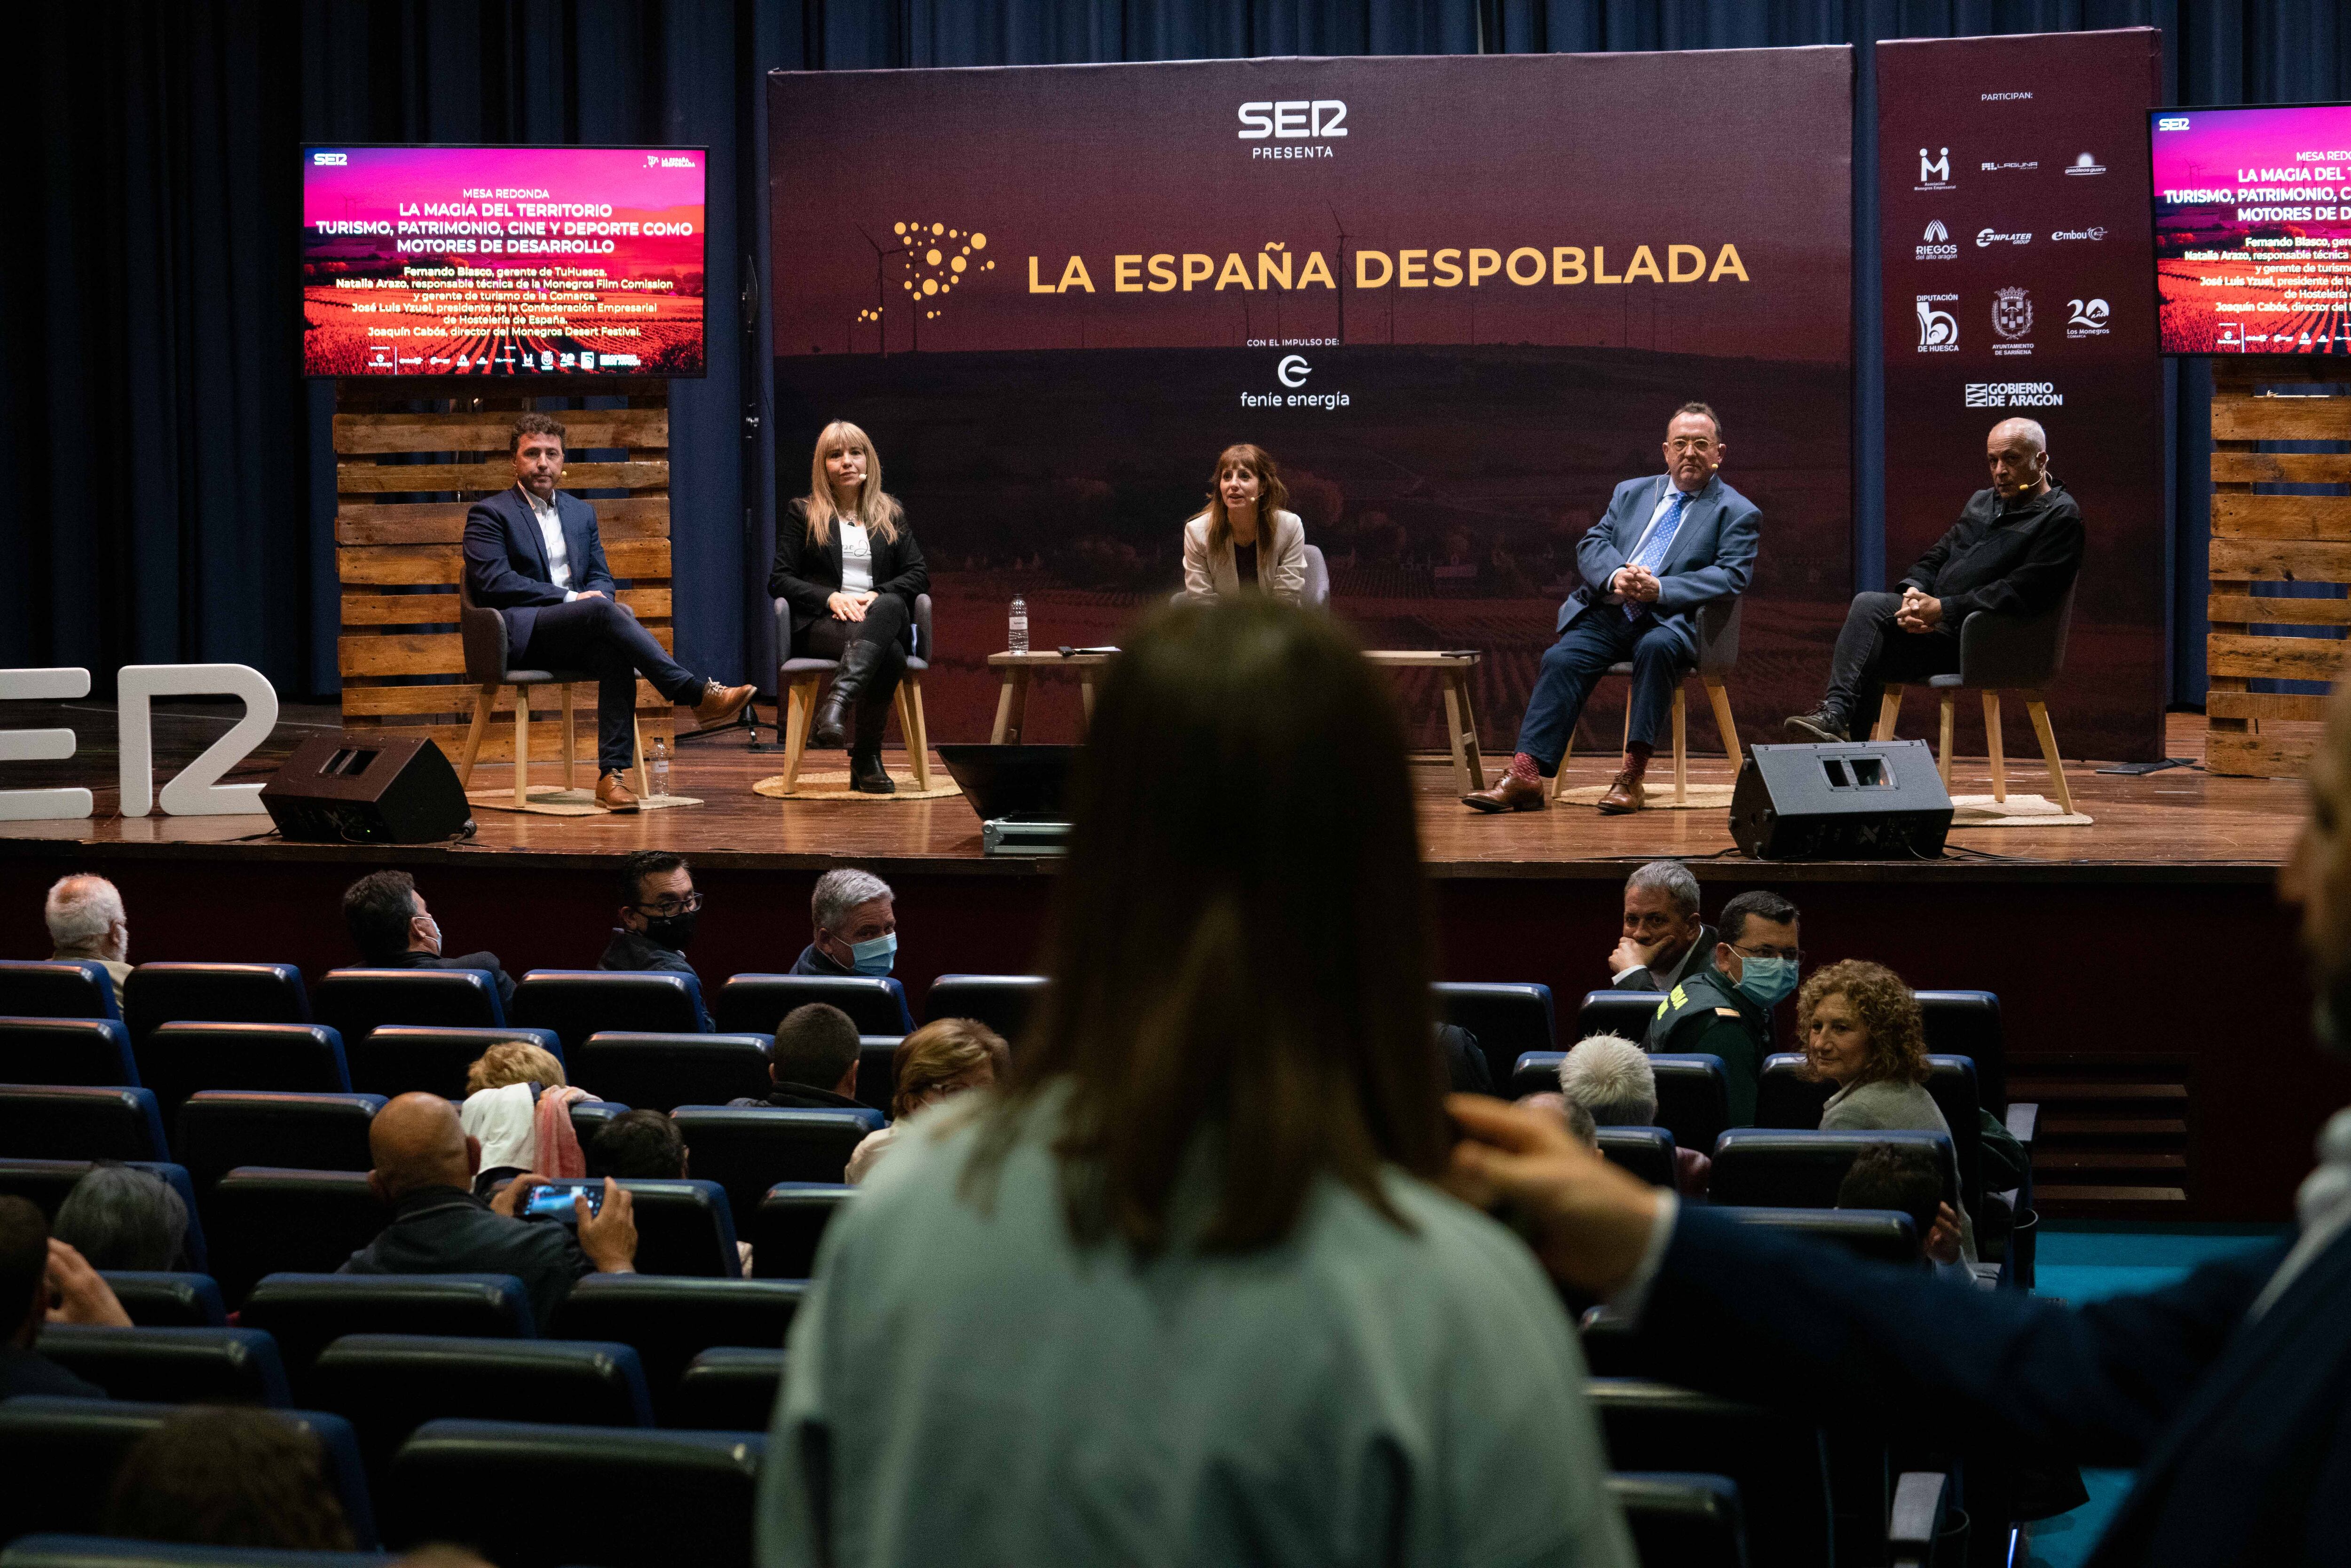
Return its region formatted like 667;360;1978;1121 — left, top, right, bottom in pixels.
770;49;1853;750
1877;29;2164;765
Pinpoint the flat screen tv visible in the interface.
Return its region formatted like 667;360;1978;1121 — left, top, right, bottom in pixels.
302;143;707;377
2151;103;2351;355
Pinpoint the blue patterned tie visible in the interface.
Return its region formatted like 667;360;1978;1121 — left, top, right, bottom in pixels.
1626;489;1689;619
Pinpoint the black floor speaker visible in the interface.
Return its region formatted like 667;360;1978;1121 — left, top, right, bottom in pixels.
1729;740;1953;860
260;733;473;844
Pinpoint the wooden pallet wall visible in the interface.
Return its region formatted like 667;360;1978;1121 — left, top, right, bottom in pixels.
2205;361;2351;778
336;384;675;774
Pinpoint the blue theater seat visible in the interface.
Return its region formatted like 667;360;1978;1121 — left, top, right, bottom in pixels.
1917;989;2004;1111
146;1024;350;1115
312;1334;650;1490
1607;1473;1748;1568
123;963;310;1053
0;1017;139;1086
551;1274;805;1414
0;960;120;1023
0;1085;168;1162
239;1274;534;1399
1718;1206;1924;1268
1595;1126;1679;1188
922;973;1047;1043
672;1346;787;1431
713;973;912;1038
205;1168;386;1308
750;1183;855;1279
1709;1128;1960;1215
669;1105;883;1221
314;967;505;1042
385;1420;761;1567
1753;1054;1983;1212
1434;982;1556;1088
347;1024;562;1101
574;1031;772;1110
99;1271;228;1328
853;1035;900;1113
174;1092;383;1191
568;1098;629;1146
1649;1055;1732;1154
612;1179;741;1279
512;970;705;1053
0;1398;376;1550
1591;1380;1830;1568
1577;987;1665;1044
36;1324;289;1407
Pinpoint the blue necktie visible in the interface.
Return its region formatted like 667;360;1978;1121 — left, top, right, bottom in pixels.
1626;489;1689;619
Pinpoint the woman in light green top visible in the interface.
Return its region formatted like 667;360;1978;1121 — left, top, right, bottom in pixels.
1800;959;1977;1264
760;598;1633;1568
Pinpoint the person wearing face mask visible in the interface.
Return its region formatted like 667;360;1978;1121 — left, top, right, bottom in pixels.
599;851;712;1032
789;867;915;1030
1464;402;1758;816
1640;889;1799;1127
340;870;517;1014
1785;417;2083;743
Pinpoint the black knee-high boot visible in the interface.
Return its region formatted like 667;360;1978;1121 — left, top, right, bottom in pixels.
812;640;885;749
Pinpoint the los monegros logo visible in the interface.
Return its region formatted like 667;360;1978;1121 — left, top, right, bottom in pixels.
1239;100;1348;159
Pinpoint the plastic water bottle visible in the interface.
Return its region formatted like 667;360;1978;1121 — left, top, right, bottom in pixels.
650;734;670;798
1009;596;1029;654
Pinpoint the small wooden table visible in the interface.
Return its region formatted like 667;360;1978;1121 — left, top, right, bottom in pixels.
1362;651;1486;793
988;651;1113;744
986;647;1486;793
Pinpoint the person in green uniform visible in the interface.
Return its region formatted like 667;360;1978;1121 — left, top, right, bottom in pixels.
1642;889;1801;1126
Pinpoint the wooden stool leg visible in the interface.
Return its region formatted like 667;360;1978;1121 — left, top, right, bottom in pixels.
1982;691;2007;803
1704;678;1741;770
1936;693;1955;789
1078;672;1097;733
1550;722;1575;803
781;677;819;791
560;683;577;792
900;678;934;791
1454;670;1486;790
1873;687;1903;742
2026;697;2074;815
991;669;1031;745
1671;684;1688;806
1441;674;1476;795
458;688;496;787
631;717;651;800
513;685;532;810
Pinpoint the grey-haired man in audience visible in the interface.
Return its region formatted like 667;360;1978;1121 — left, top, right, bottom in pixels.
44;875;131;994
1606;860;1715;994
792;868;899;979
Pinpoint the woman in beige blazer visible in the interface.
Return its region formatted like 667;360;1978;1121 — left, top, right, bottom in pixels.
1181;443;1308;604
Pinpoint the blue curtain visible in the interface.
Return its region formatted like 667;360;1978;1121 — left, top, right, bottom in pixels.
5;1;2343;704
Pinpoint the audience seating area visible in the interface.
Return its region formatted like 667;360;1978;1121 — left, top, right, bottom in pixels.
0;957;2035;1568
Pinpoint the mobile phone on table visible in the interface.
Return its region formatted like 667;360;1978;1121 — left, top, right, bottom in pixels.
521;1179;603;1222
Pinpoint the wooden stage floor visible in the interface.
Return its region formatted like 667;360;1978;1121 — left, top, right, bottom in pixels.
0;709;2304;883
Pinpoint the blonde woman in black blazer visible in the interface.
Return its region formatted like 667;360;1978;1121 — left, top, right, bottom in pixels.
770;421;930;794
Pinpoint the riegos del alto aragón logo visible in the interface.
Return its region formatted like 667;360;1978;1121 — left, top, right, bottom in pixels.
1238;99;1348;160
1917;221;1957;261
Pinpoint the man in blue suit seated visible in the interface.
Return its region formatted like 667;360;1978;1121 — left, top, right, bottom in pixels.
463;414;755;812
1447;679;2351;1564
1463;402;1759;815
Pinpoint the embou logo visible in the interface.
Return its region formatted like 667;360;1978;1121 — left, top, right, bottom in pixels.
1238;101;1349;139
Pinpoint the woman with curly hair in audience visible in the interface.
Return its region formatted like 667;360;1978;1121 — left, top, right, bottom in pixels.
843;1017;1011;1184
1799;959;1976;1263
459;1040;591;1197
760;598;1633;1566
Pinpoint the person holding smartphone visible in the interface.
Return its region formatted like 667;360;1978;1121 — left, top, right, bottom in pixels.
342;1093;638;1331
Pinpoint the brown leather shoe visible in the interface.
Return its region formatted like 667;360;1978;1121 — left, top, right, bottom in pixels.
595;771;641;813
1596;770;1646;815
693;681;757;729
1461;772;1548;813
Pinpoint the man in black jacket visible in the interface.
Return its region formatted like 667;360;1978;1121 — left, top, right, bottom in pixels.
341;871;517;1014
599;851;712;1032
1785;417;2083;742
731;1004;868;1111
341;1093;637;1331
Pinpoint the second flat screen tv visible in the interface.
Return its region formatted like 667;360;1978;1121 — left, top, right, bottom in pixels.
2151;103;2351;355
302;144;707;377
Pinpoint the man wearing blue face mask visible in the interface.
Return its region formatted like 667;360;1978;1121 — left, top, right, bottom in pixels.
600;850;712;1032
1641;889;1799;1127
791;868;917;1033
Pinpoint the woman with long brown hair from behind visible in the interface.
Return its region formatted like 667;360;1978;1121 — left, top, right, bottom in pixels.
769;420;931;794
758;597;1632;1566
1181;441;1310;604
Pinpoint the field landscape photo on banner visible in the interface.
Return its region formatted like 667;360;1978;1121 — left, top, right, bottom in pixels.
2152;102;2351;355
302;144;708;377
767;50;1854;751
1877;29;2165;764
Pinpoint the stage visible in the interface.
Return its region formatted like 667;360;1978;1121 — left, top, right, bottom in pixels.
2;705;2341;1223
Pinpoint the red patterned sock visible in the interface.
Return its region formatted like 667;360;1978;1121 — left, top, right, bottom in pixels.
1622;743;1652;779
1509;752;1544;785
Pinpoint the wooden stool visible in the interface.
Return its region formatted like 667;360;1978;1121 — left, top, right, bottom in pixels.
774;593;937;794
456;581;647;808
1546;669;1741;807
1362;651;1486;793
1869;583;2077;815
988;650;1114;744
1872;684;2073;814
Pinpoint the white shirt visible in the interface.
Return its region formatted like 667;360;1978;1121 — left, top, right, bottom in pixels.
521;486;576;600
1608;479;1703;602
839;520;875;595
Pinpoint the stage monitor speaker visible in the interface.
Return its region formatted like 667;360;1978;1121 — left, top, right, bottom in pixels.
260;733;473;844
1729;741;1952;861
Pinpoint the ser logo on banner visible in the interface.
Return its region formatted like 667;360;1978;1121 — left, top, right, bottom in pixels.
1239;101;1347;159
